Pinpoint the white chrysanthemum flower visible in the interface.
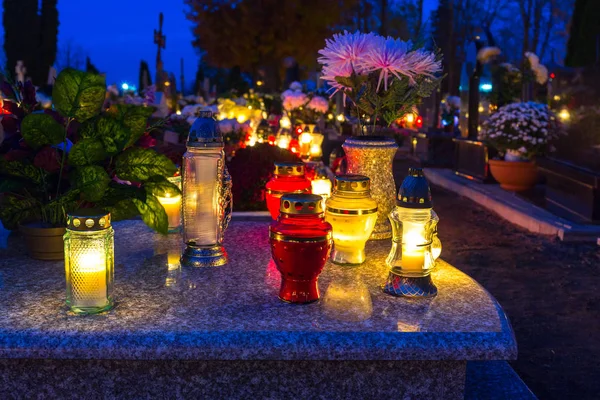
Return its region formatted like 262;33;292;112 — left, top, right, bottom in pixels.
289;81;303;92
525;52;540;68
477;47;501;64
533;64;548;85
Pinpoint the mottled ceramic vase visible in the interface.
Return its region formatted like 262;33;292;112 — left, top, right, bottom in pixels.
342;136;398;240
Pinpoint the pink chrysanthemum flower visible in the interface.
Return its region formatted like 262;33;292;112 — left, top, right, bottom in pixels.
360;36;413;91
307;96;329;114
404;50;442;83
282;92;308;111
318;31;377;94
319;64;352;94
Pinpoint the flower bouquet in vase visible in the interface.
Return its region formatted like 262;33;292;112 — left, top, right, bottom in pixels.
479;102;562;191
318;31;443;239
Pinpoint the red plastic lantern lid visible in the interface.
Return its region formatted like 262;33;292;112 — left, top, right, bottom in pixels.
270;194;332;241
266;162;311;194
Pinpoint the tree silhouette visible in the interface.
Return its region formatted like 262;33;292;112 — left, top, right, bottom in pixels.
565;0;600;67
3;0;39;81
185;0;357;90
37;0;59;84
3;0;58;85
138;60;152;93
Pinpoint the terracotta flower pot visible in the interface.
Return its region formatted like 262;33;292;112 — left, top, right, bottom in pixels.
19;223;66;260
489;159;538;191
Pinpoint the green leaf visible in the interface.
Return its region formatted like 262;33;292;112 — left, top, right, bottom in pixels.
0;196;40;230
109;104;154;148
0;177;26;192
79;115;131;155
132;194;168;234
335;76;354;89
21;112;65;149
101;182;147;204
106;199;140;221
115;147;177;182
144;175;181;197
52;68;106;122
41;190;80;226
70;165;110;202
0;159;46;185
69;138;107;166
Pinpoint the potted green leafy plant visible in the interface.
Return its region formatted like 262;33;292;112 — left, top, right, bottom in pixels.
0;69;180;260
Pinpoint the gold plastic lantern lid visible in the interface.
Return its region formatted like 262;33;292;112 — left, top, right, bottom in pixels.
280;194;325;215
274;162;305;177
66;209;111;231
187;110;224;148
397;168;432;208
333;174;371;194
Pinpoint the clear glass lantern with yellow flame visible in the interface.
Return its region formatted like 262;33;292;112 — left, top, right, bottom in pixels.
311;165;332;201
181;111;232;268
325;175;378;265
64;209;114;314
383;168;441;297
156;175;182;233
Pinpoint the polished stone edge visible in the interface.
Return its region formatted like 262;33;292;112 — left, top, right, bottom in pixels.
0;329;517;361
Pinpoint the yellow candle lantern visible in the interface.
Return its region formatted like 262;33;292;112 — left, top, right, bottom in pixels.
299;131;313;158
311;177;332;198
309;130;324;160
64;210;114;314
384;168;441;297
156;175;182;233
325;175;378;265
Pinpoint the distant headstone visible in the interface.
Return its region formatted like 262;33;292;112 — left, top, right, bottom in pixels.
203;77;210;97
15;61;26;83
47;66;57;86
152;92;169;118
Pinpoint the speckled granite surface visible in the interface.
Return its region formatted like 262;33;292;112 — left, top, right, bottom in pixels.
0;359;466;399
0;220;516;361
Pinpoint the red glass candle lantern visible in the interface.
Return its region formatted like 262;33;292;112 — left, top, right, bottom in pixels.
270;194;333;303
265;162;311;220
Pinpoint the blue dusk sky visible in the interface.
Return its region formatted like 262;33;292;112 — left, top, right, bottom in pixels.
0;0;439;90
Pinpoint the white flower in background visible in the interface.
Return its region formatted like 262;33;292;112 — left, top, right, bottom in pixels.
107;85;119;96
501;63;520;72
282;91;308;111
533;64;548;85
218;119;236;134
281;89;295;100
477;47;501;64
525;52;540;68
307;96;329;114
180;104;204;118
289;81;303;92
479;101;562;157
445;95;461;110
